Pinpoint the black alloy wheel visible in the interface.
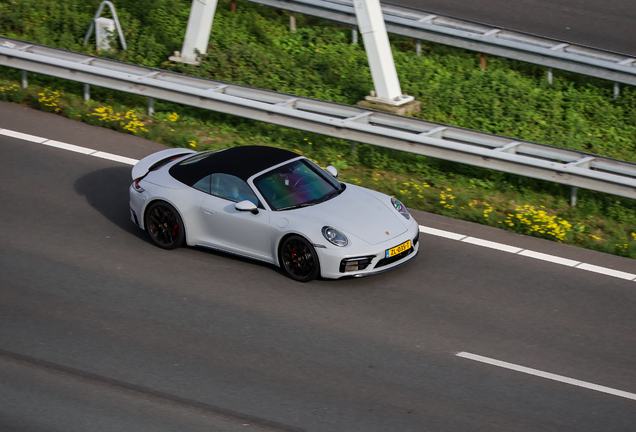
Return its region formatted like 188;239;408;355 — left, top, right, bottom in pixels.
280;235;320;282
145;201;185;250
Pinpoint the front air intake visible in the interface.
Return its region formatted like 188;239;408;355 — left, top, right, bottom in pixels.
339;256;375;273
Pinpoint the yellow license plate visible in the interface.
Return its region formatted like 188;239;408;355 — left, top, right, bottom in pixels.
386;240;411;258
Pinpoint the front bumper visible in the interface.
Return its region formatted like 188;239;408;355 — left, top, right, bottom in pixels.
317;222;420;279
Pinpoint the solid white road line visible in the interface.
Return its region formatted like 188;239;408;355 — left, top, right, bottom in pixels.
419;225;635;282
42;139;97;155
92;151;139;165
456;352;636;401
518;250;580;267
0;128;140;164
0;129;48;143
419;225;466;240
576;263;636;281
1;126;634;282
461;237;523;254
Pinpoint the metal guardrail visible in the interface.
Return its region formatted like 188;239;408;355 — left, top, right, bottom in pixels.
1;36;636;200
248;0;636;90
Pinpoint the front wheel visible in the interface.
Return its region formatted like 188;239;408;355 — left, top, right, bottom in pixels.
280;235;320;282
145;201;185;250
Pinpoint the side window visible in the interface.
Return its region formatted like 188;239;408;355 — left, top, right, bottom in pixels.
193;175;211;194
210;174;259;205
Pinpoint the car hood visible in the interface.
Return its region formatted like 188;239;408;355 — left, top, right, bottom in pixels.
293;185;408;245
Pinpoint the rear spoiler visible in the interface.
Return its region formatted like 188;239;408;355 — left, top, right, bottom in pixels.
131;148;196;180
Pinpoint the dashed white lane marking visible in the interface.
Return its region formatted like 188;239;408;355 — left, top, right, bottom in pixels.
1;127;634;282
456;352;636;401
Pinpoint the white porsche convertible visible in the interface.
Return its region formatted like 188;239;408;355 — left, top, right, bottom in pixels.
129;146;419;281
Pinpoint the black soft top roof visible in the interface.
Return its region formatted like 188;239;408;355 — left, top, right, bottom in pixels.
169;145;298;186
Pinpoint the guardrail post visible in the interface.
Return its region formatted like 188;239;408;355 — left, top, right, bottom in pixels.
547;67;553;85
352;26;358;44
231;0;236;12
148;97;154;116
350;141;357;157
21;71;27;88
83;84;90;101
571;186;578;207
613;83;620;100
416;40;421;56
290;12;296;32
480;53;486;71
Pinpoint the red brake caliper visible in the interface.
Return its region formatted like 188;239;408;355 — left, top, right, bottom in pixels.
291;247;298;267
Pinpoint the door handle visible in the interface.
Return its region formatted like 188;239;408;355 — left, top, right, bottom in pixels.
202;207;215;214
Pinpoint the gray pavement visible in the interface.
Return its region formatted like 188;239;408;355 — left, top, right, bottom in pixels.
1;101;635;431
389;0;636;56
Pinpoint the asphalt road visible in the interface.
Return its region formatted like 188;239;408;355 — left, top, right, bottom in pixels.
388;0;636;56
1;101;636;431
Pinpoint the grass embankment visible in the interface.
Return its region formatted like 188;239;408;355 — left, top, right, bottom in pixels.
1;0;636;258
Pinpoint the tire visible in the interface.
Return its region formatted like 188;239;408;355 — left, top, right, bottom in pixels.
145;201;185;250
280;235;320;282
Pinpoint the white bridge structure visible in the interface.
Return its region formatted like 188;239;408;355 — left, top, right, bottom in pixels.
169;0;413;106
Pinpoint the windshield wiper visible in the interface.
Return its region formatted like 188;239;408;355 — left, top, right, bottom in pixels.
277;202;318;211
319;187;344;203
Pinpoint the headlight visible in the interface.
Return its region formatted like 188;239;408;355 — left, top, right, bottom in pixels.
391;197;410;220
322;226;348;247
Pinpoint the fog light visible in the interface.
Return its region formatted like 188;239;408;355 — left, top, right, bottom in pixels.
340;256;374;273
345;261;359;272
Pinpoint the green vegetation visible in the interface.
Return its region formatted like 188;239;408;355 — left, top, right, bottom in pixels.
3;0;636;160
1;0;636;258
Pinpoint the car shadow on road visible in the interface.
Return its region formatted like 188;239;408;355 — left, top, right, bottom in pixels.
73;166;152;245
73;166;290;277
195;246;290;278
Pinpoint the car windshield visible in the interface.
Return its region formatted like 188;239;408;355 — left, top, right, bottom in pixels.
254;159;343;211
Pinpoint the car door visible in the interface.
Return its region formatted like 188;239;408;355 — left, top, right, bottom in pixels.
197;173;273;261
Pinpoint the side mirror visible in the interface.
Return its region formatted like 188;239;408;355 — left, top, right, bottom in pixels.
235;200;259;214
326;165;338;179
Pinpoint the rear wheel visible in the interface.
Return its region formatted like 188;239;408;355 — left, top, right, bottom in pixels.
280;235;320;282
145;201;185;250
